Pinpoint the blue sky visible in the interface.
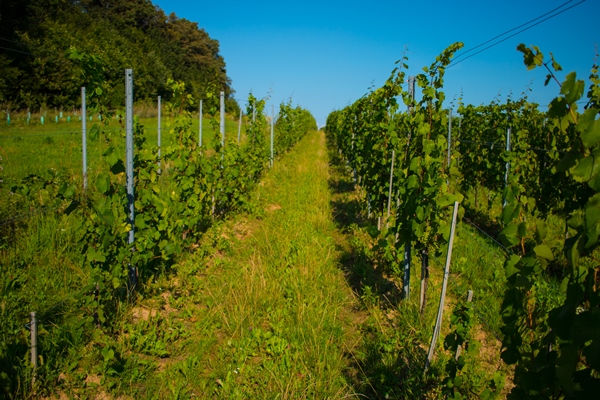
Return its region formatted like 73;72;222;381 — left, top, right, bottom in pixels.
154;0;599;126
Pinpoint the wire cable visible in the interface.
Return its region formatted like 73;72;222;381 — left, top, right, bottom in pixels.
0;37;31;47
0;45;35;56
448;0;586;69
451;0;575;64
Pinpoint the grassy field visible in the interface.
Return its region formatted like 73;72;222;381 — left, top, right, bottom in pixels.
1;126;525;398
0;112;246;184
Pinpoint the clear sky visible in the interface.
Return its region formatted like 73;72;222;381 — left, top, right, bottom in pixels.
154;0;599;127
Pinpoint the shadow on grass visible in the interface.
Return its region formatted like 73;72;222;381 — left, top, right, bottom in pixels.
462;201;502;239
326;138;432;399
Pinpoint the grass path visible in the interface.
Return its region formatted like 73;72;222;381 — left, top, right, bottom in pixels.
47;128;509;399
113;130;365;398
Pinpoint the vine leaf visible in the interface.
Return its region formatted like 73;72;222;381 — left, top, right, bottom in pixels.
96;173;110;194
560;72;585;104
533;244;554;261
578;108;600;148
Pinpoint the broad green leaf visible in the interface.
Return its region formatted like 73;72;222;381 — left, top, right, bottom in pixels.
578;108;600;148
584;193;600;248
87;248;106;263
499;223;520;247
436;194;457;208
534;244;554;261
501;202;519;225
560;72;584;105
89;124;100;141
518;222;527;238
535;220;547;242
565;235;583;267
103;147;119;167
569;147;600;190
96;173;110;194
517;44;543;70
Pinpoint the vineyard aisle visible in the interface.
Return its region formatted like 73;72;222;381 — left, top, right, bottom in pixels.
105;130;372;398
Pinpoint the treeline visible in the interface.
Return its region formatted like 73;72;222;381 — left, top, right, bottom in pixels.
0;0;235;112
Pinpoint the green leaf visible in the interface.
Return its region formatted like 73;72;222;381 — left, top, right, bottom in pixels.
560;72;585;105
96;173;110;194
535;220;548;242
87;248;106;263
407;175;419;189
89;124;100;141
518;222;527;238
501;202;520;225
584;193;600;248
565;235;583;267
578;108;600;148
103;147;119;167
549;52;562;71
569;147;600;190
499;223;520;247
436;194;457;208
534;244;554;261
517;44;543;70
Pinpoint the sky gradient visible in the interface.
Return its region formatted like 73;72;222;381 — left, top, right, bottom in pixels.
154;0;599;126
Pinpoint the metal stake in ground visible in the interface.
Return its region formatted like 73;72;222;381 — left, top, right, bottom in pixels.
270;104;274;168
220;92;225;149
503;116;511;208
386;149;395;229
424;201;459;372
30;312;37;387
447;109;452;170
420;249;429;314
125;69;137;295
199;99;203;147
403;243;411;300
157;96;161;173
403;76;416;300
238;107;242;143
81;87;87;191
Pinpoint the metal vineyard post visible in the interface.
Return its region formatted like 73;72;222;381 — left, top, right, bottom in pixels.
81;87;87;191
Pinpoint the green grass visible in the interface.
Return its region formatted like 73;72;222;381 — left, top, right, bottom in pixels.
326;140;514;397
1;125;548;398
0;113;247;183
40;130;364;398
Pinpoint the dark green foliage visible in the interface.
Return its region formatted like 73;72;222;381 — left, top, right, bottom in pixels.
497;45;600;399
0;0;233;112
326;43;464;277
